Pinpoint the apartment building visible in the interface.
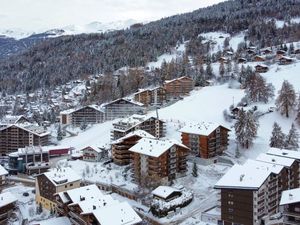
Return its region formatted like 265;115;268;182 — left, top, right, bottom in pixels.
0;124;50;156
164;76;194;100
134;87;167;106
0;192;17;224
215;159;287;225
56;184;142;225
280;188;300;225
60;105;105;126
180;122;230;159
111;114;165;141
112;130;155;165
129;138;189;187
103;98;145;121
36;168;81;211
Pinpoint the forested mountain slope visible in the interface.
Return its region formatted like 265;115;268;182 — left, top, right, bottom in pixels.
0;0;300;94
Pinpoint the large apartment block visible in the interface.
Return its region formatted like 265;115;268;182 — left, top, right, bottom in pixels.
129;138;189;187
215;159;286;225
0;124;50;156
103;98;145;121
180;122;230;159
60;105;105;126
164;76;194;100
134;87;167;106
111;114;165;141
36;168;81;211
112;130;155;166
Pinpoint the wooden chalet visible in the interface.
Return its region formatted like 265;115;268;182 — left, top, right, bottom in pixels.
255;64;269;73
129;138;189;187
82;145;107;162
180;122;230;159
237;58;247;64
164;76;194;100
0;124;49;156
279;56;293;65
0;192;17;224
262;48;273;55
103;98;145;121
277;49;286;58
112;130;155;165
253;55;265;62
60;105;104;126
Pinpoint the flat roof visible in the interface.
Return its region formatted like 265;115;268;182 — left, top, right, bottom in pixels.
267;148;300;161
0;192;17;208
44;167;81;186
256;153;295;167
280;188;300;205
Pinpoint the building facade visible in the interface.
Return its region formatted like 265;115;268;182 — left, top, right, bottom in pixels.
0;192;17;224
164;76;194;100
0;124;49;156
280;188;300;225
180;123;230;159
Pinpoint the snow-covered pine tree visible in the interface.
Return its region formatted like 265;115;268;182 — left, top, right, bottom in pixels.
285;123;299;150
192;162;198;177
276;80;296;118
296;94;300;126
235;109;259;149
269;122;286;149
219;62;225;78
57;124;63;141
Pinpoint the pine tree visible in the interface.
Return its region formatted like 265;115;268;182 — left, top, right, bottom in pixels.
206;62;214;79
276;80;296;118
219;62;225;78
269;122;286;149
285;123;299;150
235;110;259;149
296;94;300;126
192;162;198;177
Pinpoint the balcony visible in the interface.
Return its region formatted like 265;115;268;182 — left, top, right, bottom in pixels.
69;211;88;225
283;211;300;218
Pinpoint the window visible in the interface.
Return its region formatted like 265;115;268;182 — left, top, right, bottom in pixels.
228;201;234;205
228;208;234;213
70;183;73;187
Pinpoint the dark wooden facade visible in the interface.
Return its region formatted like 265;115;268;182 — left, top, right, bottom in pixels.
164;76;194;100
0;125;49;156
255;64;269;73
0;200;16;224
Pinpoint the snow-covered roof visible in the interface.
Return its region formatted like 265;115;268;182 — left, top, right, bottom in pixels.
60;105;104;115
78;195;117;214
0;115;27;124
112;130;155;144
37;216;72;225
102;98;144;107
81;145;103;153
129;138;189;158
9;146;49;157
267;148;300;161
280;188;300;205
0;165;8;176
64;184;104;204
0;192;17;208
256;153;295;168
152;186;181;199
215;160;283;190
44;167;81;186
0;124;49;137
179;122;230;136
92;201;142;225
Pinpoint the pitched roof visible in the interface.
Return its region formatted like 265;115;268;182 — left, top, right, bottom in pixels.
112;130;155;144
102;98;144;107
280;188;300;205
129;138;189;158
267;148;300;161
92;202;142;225
152;186;181;199
60;105;104;115
256;153;295;168
179;122;230;136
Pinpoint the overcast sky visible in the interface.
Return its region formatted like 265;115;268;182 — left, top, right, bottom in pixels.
0;0;224;32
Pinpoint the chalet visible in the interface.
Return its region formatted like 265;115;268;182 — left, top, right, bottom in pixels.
0;165;8;188
237;58;247;64
82;145;107;162
253;55;265;62
255;64;269;73
180;122;230;159
129;138;189;187
112;130;155;165
36;168;81;211
7;146;50;175
215;159;287;225
262;48;273;55
279;56;293;65
103;98;145;121
294;49;300;55
164;76;194;100
0;124;50;156
60;105;104;126
55;184;142;225
0;192;17;224
280;188;300;225
111;114;165;141
219;57;228;64
246;48;256;55
152;186;182;202
277;49;286;58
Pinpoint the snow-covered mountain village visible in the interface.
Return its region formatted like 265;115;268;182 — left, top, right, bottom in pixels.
1;0;300;225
